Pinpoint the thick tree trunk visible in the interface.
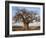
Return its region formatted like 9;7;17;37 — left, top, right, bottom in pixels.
24;23;29;30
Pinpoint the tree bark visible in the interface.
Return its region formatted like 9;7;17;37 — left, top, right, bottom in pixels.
24;23;29;30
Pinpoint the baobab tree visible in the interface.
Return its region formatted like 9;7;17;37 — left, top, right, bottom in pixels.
14;8;34;30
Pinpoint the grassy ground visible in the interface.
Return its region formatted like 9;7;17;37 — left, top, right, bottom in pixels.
12;26;40;31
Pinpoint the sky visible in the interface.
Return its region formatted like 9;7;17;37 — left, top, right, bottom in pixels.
12;6;40;17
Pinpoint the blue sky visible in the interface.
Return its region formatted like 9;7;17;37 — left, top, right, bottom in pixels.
12;6;40;17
